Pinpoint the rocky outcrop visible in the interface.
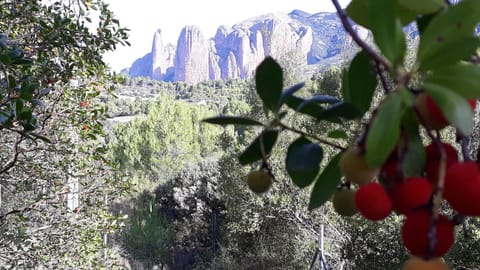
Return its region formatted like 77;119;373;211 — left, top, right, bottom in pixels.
151;30;175;80
125;10;354;83
173;26;210;83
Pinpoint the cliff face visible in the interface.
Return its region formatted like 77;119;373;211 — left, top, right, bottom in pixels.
151;30;175;81
125;10;357;83
173;26;210;83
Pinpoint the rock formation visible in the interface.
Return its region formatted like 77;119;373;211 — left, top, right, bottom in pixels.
125;10;358;83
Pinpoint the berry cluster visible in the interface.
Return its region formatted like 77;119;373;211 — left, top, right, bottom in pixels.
332;96;479;268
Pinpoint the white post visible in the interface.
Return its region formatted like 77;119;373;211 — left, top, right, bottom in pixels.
319;224;324;270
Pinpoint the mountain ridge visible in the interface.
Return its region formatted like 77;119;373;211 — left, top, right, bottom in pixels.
122;10;364;83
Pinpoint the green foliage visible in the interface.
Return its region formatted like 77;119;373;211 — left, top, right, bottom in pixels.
308;153;342;210
344;51;378;114
121;192;174;268
286;137;324;188
0;0;129;267
110;93;222;185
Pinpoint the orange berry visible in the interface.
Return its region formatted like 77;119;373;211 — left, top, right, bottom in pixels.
402;257;450;270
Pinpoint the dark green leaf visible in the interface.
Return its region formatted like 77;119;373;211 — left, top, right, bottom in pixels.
299;95;340;106
423;82;474;135
238;130;279;165
419;37;479;71
255;57;283;113
286;96;324;119
346;51;378;114
416;13;437;35
366;91;407;168
0;111;10;125
347;0;416;27
424;62;480;99
308;153;342;210
327;130;348;139
316;102;362;121
402;133;426;177
286;137;324;188
399;0;446;14
30;133;52;143
279;82;305;106
418;0;480;70
202;116;263;126
370;0;406;65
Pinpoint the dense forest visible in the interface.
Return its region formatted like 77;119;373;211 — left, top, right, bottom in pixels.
1;0;480;270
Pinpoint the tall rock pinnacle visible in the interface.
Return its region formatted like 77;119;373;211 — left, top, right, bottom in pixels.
173;26;210;83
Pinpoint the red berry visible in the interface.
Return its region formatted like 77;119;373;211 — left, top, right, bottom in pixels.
468;99;477;111
80;101;88;107
424;143;458;185
424;95;449;127
392;177;432;215
425;143;458;164
355;182;392;221
444;162;480;216
401;210;454;257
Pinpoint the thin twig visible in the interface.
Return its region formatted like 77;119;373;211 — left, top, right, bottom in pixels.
330;0;392;71
279;122;345;150
412;106;446;259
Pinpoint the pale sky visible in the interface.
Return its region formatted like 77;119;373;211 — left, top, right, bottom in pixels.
103;0;351;72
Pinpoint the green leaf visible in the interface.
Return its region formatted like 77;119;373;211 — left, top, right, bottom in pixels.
286;137;324;188
327;130;348;139
286;96;324;119
423;82;474;135
366;91;407;168
346;0;371;28
316;102;362;121
347;0;416;27
0;111;10;125
202;116;263;126
30;133;52;143
308;153;342;210
419;37;479;71
238;130;279;165
345;51;378;114
424;62;480;99
399;0;446;14
418;0;480;71
370;0;406;65
255;57;283;113
402;133;426;177
279;82;305;106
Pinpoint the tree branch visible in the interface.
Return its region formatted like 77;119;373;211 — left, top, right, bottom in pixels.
330;0;392;71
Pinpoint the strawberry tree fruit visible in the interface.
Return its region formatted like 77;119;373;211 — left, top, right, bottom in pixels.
401;211;455;258
332;189;357;217
391;177;433;215
424;142;459;185
416;93;477;130
355;182;392;221
444;162;480;216
401;257;450;270
339;147;379;185
247;170;272;194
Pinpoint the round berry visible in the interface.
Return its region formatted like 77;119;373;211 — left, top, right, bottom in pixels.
401;211;454;258
444;162;480;216
355;182;392;221
333;189;357;217
339;147;379;185
392;177;432;215
402;257;450;270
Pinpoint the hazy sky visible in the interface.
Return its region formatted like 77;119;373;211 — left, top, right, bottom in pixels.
103;0;351;71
